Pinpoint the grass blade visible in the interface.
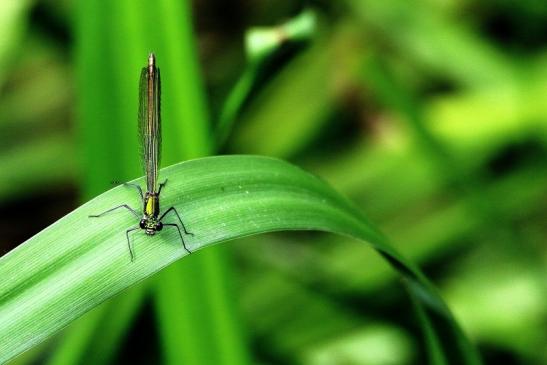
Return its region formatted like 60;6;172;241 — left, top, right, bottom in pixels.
0;155;480;364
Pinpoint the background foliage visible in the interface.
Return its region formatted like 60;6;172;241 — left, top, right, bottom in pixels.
0;0;545;364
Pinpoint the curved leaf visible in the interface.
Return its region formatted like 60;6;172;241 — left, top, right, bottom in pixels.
0;155;480;364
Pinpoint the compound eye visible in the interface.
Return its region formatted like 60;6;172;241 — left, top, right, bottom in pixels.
139;219;146;229
156;222;163;231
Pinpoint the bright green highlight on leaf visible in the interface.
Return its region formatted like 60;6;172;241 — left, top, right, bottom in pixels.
0;155;480;364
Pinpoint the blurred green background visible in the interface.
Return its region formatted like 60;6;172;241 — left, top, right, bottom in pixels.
1;0;546;364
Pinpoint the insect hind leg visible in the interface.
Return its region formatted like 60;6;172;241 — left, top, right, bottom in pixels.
126;226;140;262
157;179;168;195
163;223;192;254
89;204;140;219
123;182;144;202
159;206;194;236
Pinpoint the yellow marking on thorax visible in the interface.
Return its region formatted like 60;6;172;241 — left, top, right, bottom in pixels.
145;196;155;216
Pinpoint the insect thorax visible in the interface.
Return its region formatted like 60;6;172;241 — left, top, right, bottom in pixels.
143;193;160;218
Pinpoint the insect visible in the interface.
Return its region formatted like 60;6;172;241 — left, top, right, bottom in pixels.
89;53;193;261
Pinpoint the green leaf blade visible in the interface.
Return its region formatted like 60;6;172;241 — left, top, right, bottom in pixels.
0;155;480;364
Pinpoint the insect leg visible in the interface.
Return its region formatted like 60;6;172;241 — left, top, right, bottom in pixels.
157;179;168;195
123;183;144;202
89;204;140;219
126;226;140;262
159;206;194;236
163;223;192;254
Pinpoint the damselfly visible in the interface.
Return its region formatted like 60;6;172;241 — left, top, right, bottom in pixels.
89;53;193;261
